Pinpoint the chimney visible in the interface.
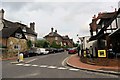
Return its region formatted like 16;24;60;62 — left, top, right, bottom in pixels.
65;35;68;37
0;9;4;19
51;27;54;32
55;30;57;33
92;15;96;19
30;22;35;31
115;8;117;12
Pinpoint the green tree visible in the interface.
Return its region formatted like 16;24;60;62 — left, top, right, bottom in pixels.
35;39;49;48
50;41;61;48
27;40;32;49
73;42;79;47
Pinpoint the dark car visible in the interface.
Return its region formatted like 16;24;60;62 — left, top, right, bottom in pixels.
45;48;55;54
20;51;29;58
57;48;64;52
68;48;77;54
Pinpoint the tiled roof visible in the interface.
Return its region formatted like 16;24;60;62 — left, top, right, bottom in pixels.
62;36;69;40
0;27;26;39
44;32;62;38
3;19;37;36
98;12;117;19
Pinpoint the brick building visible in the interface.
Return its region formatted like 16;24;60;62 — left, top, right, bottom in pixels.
44;28;73;47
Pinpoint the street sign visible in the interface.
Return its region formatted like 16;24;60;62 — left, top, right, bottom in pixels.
98;50;106;57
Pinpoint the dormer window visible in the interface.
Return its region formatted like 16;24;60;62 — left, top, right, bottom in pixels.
22;27;26;32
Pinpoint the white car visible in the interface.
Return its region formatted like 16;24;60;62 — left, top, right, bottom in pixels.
36;48;49;55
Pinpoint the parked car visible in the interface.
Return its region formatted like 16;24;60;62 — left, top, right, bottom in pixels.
22;51;29;58
45;48;55;54
39;48;49;55
28;49;37;56
20;51;28;58
68;48;77;54
35;48;42;55
57;48;64;52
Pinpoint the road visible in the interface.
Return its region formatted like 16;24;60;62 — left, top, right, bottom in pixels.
2;51;118;78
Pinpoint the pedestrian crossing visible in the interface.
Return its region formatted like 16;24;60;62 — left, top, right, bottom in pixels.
15;63;80;72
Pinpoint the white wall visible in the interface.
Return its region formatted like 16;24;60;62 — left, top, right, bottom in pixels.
0;20;3;31
83;36;93;49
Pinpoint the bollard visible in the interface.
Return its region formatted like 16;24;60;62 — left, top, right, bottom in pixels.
19;53;24;62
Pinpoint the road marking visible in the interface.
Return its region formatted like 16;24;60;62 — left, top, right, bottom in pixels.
31;65;39;67
25;58;38;63
69;68;79;71
16;63;24;66
23;64;31;66
57;67;67;70
47;66;57;69
39;65;48;68
62;56;69;66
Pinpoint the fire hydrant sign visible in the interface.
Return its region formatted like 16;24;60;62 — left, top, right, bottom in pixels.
98;50;106;57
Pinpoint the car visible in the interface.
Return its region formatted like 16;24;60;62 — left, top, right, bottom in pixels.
22;51;29;58
39;48;49;55
19;52;28;58
45;48;54;54
25;48;38;57
57;48;64;52
68;48;77;54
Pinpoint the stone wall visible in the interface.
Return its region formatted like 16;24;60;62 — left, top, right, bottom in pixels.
7;37;28;52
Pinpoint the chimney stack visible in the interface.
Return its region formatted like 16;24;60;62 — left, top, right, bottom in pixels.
115;8;117;12
51;27;54;32
55;30;57;33
30;22;35;31
92;15;96;19
0;9;4;19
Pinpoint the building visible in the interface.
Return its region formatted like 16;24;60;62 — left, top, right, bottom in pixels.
0;9;38;57
88;8;120;58
0;9;37;48
0;27;27;52
44;28;73;47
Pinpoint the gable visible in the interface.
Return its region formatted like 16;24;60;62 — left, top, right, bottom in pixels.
1;27;26;39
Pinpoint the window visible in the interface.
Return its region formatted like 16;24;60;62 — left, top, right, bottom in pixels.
117;13;120;28
22;27;26;32
15;33;22;39
55;37;58;40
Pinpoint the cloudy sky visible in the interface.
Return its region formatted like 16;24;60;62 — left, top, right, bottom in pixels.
1;0;120;42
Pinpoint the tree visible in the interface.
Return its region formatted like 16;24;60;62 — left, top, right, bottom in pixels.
50;41;61;48
27;40;32;49
35;39;49;48
73;42;79;47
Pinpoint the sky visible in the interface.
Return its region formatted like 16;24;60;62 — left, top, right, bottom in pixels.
1;0;120;42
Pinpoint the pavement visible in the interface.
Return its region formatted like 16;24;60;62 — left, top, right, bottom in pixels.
66;54;120;75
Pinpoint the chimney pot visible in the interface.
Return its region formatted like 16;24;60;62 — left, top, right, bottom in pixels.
0;9;4;19
51;27;54;32
55;30;57;33
30;22;35;31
